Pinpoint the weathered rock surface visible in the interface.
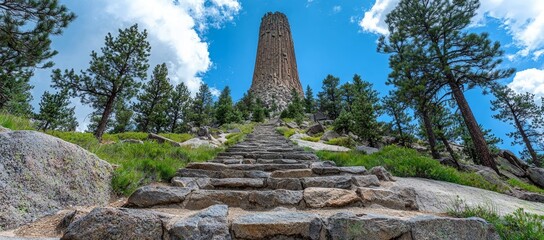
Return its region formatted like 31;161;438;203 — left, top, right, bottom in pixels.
356;145;379;154
352;175;380;187
292;138;351;152
326;212;411;240
231;212;322;240
370;166;395;181
528;167;544;188
306;123;325;136
410;215;500;240
167;205;230;240
358;187;418;210
304;188;360;208
148;133;182;147
61;208;166;240
320;130;340;141
0;130;112;230
127;185;192;207
270;169;313;178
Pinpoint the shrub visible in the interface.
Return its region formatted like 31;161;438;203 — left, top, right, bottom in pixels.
326;137;355;148
0;112;35;130
507;178;544;194
301;136;320;142
317;145;502;192
448;198;544;240
276;127;296;138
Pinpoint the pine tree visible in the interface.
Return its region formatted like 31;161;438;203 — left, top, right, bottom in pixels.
351;81;380;147
236;91;255;121
167;82;191;133
304;85;315;113
133;63;172;133
382;0;514;173
333;109;354;134
491;85;543;167
52;24;150;140
110;102;134;133
318;75;342;119
382;92;414;146
286;89;305;125
252;98;266;123
35;89;77;131
216;86;237;125
0;0;75;113
190;83;214;127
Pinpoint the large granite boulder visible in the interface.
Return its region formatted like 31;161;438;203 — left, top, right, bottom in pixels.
0;131;113;230
126;185;192;207
168;205;230;240
528;167;544;188
321;130;340;141
306;123;324;136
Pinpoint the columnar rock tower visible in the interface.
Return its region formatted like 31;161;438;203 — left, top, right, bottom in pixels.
250;12;304;110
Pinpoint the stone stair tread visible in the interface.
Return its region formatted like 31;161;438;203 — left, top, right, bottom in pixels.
186;162;310;171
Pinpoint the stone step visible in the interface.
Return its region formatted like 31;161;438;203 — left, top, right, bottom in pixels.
176;168;270;179
186;162;310;172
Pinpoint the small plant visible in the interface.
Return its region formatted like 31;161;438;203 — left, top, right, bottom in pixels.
301;136;320;142
507;178;544;194
326;137;355;148
276;127;296;138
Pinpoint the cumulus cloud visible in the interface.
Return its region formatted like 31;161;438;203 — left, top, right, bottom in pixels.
359;0;544;59
104;0;241;95
508;68;544;99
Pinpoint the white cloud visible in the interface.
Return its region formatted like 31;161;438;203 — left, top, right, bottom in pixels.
360;0;544;59
508;68;544;99
333;5;342;13
104;0;241;94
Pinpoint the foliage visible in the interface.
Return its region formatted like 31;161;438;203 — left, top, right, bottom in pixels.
304;85;316;113
382;91;414;146
235;92;255;121
507;178;544;194
277;127;296;138
333;109;353;134
133;63;173;133
301;136;320;142
282;89;305;125
216;86;239;125
317;74;341;119
110;102;134;133
190;83;214;127
0;0;75;113
167;82;192;133
448;199;544;240
351;79;381;147
491;85;543;167
326;137;355;148
35;89;77;131
252;98;266;123
52;24;151;140
317;146;502;192
0;112;35;130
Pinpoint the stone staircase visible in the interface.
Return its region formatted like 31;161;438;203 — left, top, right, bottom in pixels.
60;122;500;240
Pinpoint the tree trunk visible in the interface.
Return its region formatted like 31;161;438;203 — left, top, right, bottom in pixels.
421;109;440;159
511;109;541;167
95;94;116;141
448;82;499;173
393;111;406;146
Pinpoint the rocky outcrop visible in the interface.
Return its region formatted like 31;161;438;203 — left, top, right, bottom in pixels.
528;167;544;188
0;130;112;230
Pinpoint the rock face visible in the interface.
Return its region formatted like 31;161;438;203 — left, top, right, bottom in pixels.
528;167;544;188
249;12;304;110
168;205;230;240
0;130;113;230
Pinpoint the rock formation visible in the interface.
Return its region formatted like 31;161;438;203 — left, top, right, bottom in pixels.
250;12;304;110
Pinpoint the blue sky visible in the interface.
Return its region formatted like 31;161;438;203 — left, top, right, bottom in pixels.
30;0;544;152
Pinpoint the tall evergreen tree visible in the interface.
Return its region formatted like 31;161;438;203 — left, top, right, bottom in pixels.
383;0;514;172
304;85;315;113
382;92;414;146
0;0;75;113
168;82;191;133
236;91;255;120
252;98;266;123
216;86;237;125
110;102;134;134
318;74;341;119
35;89;77;131
351;81;381;147
491;85;543;167
133;63;172;133
190;83;214;127
52;24;151;140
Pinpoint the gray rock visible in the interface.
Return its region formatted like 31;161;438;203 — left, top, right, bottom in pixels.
357;187;418;210
168;205;230;240
171;177;212;189
270;169;313;178
286;122;298;129
356;145;379;154
410;215;500;240
228;128;241;133
321;130;340;141
184;190;249;209
476;169;510;191
197;127;210;137
351;175;380;187
210;178;265;189
248;190;303;209
311;166;367;175
326;212;411;240
0;126;10;132
267;178;303;190
127;185;192;207
528;167;544;188
306;123;324;136
231;212;322;240
310;161;336;168
147;133;182;147
0;130;112;230
120;139;144;144
370;166;395;181
61;208;166;240
302;176;352;189
289;133;310;140
303;188;360;208
439;157;460;169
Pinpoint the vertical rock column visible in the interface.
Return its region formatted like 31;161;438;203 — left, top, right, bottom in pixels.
250;12;304;110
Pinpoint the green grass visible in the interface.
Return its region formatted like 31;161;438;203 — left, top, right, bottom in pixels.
276;127;296;138
0;112;35;130
301;136;320;142
317;145;504;192
157;133;193;143
222;123;256;147
508;178;544;194
448;198;544;240
326;137;355;148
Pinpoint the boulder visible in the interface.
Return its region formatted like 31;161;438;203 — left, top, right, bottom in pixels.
285;122;298;129
312;166;367;175
184;190;249;209
357;187;418;210
248;190;303;209
410;215;500;240
351;175;380;187
120;139;144;144
321;130;340;141
476;169;510;191
499;150;528;170
267;178;303;190
326;212;411;240
171;177;212;189
61;208;166;240
356;145;379;154
0;130;113;230
292;139;351;152
0;125;10;132
289;133;310;140
126;185;192;207
306;123;324;136
528;167;544;188
147;133;182;147
496;156;526;177
231;212;322;240
228;128;241;133
168;205;230;240
197;127;210;137
303;188;360;208
370;166;395;181
302;176;352;189
439;157;460;169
